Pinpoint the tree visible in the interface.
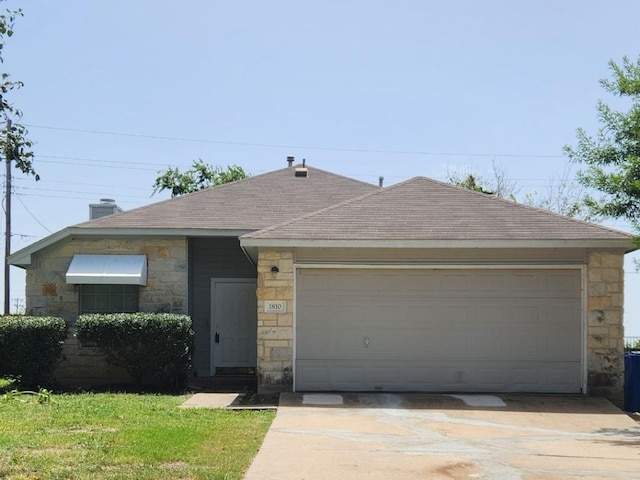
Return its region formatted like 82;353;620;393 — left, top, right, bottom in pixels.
521;167;585;218
564;55;640;228
449;172;495;195
0;3;36;179
152;160;248;197
447;161;519;199
447;162;585;217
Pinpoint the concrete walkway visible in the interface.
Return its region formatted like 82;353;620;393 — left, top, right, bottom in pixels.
245;393;640;480
179;393;241;409
179;392;278;410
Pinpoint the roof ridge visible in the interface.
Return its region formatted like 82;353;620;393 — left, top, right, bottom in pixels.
296;163;382;189
245;177;422;238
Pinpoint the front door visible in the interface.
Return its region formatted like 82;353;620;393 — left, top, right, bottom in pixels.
211;278;257;373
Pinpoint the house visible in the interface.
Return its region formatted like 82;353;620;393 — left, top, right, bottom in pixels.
9;160;635;403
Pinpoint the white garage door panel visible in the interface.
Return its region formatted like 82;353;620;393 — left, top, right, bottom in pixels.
295;268;582;393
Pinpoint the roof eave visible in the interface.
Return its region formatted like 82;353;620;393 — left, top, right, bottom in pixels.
240;237;636;251
9;227;255;267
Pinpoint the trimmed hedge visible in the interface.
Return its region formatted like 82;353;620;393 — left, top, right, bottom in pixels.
0;316;68;388
76;313;194;389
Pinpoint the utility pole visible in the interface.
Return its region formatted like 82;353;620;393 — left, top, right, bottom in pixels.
12;297;22;314
4;118;11;315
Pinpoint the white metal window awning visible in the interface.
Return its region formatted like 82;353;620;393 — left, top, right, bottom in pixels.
66;254;147;285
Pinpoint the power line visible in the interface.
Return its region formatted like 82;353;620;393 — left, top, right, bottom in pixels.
27;154;588;187
13;191;150;205
6;151;634;214
11;232;38;239
16;178;154;191
37;156;161;172
14;185;151;201
15;193;52;233
25;123;565;159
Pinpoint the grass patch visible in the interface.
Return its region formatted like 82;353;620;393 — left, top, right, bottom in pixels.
0;376;15;391
0;391;275;479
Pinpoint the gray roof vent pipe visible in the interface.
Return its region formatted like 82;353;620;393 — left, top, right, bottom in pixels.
286;156;294;167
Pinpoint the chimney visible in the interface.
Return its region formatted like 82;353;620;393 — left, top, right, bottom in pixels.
379;176;384;187
89;198;122;220
286;156;294;167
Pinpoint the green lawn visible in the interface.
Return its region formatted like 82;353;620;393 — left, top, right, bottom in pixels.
0;391;275;479
0;377;14;390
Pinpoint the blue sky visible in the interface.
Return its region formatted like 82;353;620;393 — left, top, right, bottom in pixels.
4;1;640;334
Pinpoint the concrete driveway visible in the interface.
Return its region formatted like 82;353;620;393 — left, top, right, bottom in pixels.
244;393;640;480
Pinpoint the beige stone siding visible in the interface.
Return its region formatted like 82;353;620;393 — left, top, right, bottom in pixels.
586;250;625;403
24;236;188;386
256;250;294;393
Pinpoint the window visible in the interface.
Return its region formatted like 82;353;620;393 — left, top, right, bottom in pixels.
80;284;139;314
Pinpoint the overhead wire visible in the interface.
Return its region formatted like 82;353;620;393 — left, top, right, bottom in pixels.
28;154;586;187
15;193;53;233
37;156;162;172
25;123;566;159
14;184;152;201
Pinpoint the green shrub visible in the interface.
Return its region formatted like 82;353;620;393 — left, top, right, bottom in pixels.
76;313;194;390
0;316;68;388
626;339;640;352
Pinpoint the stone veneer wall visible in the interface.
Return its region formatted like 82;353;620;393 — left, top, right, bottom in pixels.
24;236;188;386
256;250;294;393
586;250;625;404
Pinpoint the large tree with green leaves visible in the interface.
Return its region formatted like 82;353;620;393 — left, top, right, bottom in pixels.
0;2;36;179
152;160;247;197
564;56;640;228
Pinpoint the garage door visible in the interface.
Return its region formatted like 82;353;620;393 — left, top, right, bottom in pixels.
295;268;583;393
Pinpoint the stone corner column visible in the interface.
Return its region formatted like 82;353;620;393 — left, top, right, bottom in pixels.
256;250;294;394
586;251;624;406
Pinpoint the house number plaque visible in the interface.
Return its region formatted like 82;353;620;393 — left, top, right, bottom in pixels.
264;301;286;313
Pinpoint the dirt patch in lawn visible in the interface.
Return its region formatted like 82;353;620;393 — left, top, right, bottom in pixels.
238;392;279;407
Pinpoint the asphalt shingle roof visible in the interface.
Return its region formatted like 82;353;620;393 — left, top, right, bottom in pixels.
75;165;378;231
244;176;632;241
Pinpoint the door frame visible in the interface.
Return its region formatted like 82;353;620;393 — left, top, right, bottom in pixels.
210;277;257;376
